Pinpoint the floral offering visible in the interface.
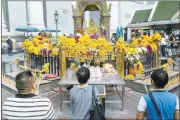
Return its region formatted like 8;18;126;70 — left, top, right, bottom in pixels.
42;63;50;73
162;63;168;71
131;39;139;46
115;38;125;52
152;33;162;42
136;61;144;74
125;74;135;80
167;58;175;66
70;62;81;71
115;33;162;65
58;35;113;62
23;33;113;62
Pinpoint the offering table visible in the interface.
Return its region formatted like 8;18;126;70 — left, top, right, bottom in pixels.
58;69;126;112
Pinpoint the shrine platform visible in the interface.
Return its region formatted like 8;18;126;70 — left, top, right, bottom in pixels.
125;70;179;93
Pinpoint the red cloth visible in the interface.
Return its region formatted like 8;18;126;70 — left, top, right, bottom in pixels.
45;74;57;78
38;37;42;40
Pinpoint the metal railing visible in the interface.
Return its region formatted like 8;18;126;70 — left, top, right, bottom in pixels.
124;53;155;76
28;54;60;76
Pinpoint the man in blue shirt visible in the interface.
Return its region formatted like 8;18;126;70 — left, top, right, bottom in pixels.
136;69;179;120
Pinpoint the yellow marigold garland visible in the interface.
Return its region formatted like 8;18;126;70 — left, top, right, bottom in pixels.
125;74;135;80
136;61;144;74
131;39;139;46
42;63;49;73
162;63;168;71
116;38;125;52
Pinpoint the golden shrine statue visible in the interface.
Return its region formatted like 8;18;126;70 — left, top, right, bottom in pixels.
85;18;99;34
72;0;111;40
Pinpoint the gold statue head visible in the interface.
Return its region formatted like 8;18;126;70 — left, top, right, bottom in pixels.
90;18;94;26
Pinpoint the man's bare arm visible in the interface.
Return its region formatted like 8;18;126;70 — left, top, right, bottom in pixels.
174;109;179;120
136;111;145;120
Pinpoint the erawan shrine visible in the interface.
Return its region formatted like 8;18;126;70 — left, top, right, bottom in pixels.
1;0;180;119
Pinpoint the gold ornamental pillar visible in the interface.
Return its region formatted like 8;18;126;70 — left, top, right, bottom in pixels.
73;16;83;35
116;50;124;78
102;15;111;41
154;44;160;67
59;47;66;77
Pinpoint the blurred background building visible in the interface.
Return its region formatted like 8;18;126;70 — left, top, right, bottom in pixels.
1;1;154;42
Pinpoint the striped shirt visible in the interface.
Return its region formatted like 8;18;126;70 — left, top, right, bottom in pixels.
3;94;56;120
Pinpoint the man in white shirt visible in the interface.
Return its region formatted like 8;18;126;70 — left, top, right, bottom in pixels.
160;33;167;57
3;71;56;119
136;69;179;120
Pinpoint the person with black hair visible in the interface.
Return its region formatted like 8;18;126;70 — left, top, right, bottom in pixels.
136;69;179;120
111;33;117;43
169;32;178;49
143;32;147;36
3;71;56;119
70;67;99;119
6;37;13;56
38;32;42;36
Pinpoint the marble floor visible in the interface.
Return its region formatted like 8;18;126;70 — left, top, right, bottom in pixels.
2;86;179;119
1;53;180;119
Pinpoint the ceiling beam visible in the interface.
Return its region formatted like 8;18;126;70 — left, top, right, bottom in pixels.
1;0;158;1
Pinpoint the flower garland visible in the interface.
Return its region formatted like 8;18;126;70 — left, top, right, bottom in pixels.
167;58;175;66
25;34;112;62
131;39;139;47
136;61;144;74
115;38;125;52
162;63;168;71
162;58;175;71
23;36;59;56
116;33;162;65
70;62;81;71
58;35;113;62
116;33;161;79
125;74;135;80
42;63;50;73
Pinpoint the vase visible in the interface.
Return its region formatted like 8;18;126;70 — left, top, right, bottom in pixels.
67;69;76;80
129;66;136;76
35;80;40;95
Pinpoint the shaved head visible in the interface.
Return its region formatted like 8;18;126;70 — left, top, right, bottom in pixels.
15;71;35;94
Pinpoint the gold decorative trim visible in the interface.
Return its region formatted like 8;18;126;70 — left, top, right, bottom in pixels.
116;50;124;78
59;47;66;78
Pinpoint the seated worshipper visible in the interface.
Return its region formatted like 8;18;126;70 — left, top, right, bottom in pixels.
3;71;56;120
136;69;179;120
70;67;99;120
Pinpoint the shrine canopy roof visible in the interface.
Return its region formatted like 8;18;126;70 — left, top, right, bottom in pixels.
151;1;179;21
131;9;152;24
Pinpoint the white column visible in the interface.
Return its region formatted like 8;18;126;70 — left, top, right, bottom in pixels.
27;1;45;29
2;6;7;32
143;1;147;9
118;1;121;26
127;27;131;41
150;28;154;36
84;11;90;28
